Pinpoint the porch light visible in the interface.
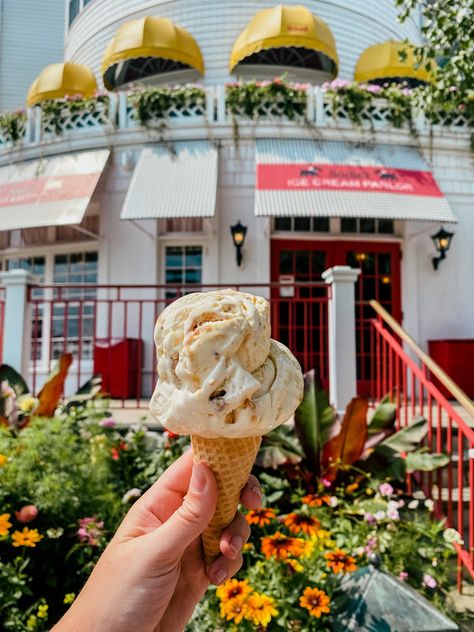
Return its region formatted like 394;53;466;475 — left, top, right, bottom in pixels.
431;226;454;270
230;220;247;267
355;252;367;262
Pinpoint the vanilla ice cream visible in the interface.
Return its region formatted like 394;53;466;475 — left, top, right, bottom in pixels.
150;289;303;438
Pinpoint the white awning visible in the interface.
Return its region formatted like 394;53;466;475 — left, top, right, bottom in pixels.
0;150;110;230
121;141;218;220
255;139;457;223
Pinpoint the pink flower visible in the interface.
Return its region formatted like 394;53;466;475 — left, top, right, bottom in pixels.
321;478;332;488
15;505;39;523
77;517;104;546
378;482;394;497
423;573;437;589
399;571;408;581
100;417;116;428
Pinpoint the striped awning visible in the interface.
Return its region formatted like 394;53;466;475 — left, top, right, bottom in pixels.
255;139;456;223
121;141;218;220
0;149;109;230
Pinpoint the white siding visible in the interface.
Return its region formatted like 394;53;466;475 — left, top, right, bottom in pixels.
0;0;65;112
66;0;422;87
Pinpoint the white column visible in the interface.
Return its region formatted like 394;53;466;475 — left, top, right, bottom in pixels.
322;266;361;412
0;270;35;376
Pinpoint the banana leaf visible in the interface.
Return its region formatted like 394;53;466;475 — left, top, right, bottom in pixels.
0;364;29;397
36;353;73;417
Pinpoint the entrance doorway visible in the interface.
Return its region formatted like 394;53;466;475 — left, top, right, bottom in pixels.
271;239;402;395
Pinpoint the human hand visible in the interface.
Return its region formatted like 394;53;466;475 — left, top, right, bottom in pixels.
53;448;261;632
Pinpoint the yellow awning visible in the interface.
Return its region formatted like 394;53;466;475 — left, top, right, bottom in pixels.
102;16;204;89
229;4;338;75
354;41;432;85
27;62;97;106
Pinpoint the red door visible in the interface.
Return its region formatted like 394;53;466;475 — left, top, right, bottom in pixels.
271;239;402;395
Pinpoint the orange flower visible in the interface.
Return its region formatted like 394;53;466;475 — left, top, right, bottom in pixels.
0;454;7;467
302;494;331;507
219;595;248;624
216;578;252;603
245;508;276;527
299;587;331;618
245;593;278;628
324;549;357;574
261;532;307;560
0;513;12;536
284;513;321;536
11;527;43;548
345;482;359;494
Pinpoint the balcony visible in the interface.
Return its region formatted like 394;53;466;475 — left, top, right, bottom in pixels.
0;81;471;163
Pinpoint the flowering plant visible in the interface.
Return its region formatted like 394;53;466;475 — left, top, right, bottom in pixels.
226;78;308;120
39;92;110;135
0;111;27;145
129;84;207;126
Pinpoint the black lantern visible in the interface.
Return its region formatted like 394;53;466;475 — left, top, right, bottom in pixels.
431;226;454;270
230;220;247;267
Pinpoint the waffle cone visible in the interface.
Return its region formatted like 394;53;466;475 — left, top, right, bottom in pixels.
191;434;261;567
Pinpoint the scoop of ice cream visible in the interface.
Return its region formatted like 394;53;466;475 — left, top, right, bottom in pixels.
149;289;303;438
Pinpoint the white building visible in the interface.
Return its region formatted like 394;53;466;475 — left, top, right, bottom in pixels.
0;0;472;403
0;0;64;111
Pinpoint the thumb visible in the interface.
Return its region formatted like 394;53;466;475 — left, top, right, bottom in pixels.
152;463;217;562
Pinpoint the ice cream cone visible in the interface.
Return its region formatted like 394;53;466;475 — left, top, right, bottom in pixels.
191;434;262;567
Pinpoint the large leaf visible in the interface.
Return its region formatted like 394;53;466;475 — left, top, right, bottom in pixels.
0;364;30;397
405;450;450;473
36;353;73;417
294;369;336;471
360;444;407;481
322;397;369;481
257;428;303;469
75;374;102;397
379;417;427;453
368;394;397;434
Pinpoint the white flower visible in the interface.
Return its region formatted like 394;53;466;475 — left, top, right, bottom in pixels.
122;488;142;504
329;496;339;507
46;527;64;539
443;528;464;545
397;499;405;508
374;511;386;521
408;500;419;509
386;501;400;520
424;499;434;512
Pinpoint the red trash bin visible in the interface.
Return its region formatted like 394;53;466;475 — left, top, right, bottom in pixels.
93;338;143;399
428;339;474;399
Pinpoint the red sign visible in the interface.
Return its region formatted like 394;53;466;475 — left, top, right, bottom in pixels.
257;163;443;197
0;173;101;208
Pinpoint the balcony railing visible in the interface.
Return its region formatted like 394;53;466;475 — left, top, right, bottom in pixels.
1;84;471;153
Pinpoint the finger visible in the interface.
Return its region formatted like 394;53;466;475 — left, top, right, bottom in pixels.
220;511;251;560
240;475;262;510
208;552;244;586
148;463;218;562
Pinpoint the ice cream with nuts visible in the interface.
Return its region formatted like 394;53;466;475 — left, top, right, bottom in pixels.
150;289;303;564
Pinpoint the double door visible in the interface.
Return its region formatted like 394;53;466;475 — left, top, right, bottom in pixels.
271;239;402;395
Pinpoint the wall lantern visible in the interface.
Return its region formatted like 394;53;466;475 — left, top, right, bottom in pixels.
230;220;248;267
431;226;454;270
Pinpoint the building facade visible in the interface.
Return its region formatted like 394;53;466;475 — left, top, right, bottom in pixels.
0;0;472;400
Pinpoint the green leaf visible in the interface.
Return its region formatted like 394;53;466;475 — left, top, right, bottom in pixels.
405;451;450;473
380;417;427;453
0;364;30;397
75;374;102;397
368;395;397;434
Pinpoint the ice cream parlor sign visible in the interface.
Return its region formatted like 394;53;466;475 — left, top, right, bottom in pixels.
257;164;444;197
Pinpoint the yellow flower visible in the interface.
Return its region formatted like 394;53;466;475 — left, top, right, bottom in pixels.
311;529;336;550
243;542;254;552
37;604;48;620
0;454;7;467
324;549;357;574
216;578;252;603
0;513;12;536
299;587;331;618
18;395;38;414
245;593;278;628
11;527;43;548
219;595;248;624
63;593;76;605
26;615;37;629
283;513;321;536
285;558;304;573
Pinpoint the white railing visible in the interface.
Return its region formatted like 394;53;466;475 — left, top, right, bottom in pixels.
0;86;470;151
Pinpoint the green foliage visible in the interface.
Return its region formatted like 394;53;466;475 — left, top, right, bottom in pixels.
129;86;207;126
39;94;110;135
226;79;307;120
0;111;26;144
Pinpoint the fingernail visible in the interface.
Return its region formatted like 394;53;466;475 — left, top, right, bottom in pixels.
212;567;227;585
251;485;262;501
190;464;207;493
229;535;243;557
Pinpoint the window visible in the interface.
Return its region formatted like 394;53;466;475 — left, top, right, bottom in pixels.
274;217;330;232
165;246;203;298
68;0;80;26
341;218;394;234
52;252;98;360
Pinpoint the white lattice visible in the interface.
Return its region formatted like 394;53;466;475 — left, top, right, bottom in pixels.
429;108;470;130
127;97;206;129
41;101;112;138
0;118;26;147
322;96;398;129
227;96;308;122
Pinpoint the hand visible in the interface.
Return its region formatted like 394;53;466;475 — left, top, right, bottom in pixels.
53;449;261;632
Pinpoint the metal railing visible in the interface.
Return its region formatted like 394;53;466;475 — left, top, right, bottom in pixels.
369;300;474;587
27;282;330;408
